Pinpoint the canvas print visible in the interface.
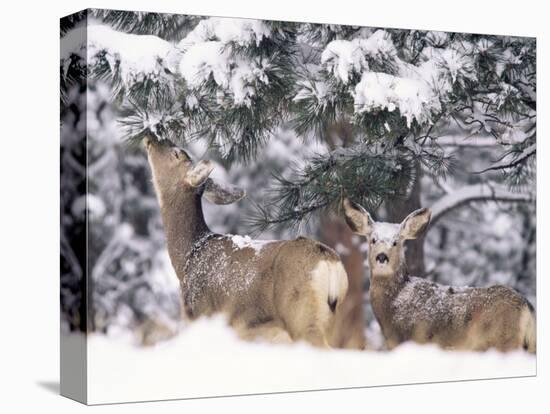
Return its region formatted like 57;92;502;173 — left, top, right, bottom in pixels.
60;9;536;405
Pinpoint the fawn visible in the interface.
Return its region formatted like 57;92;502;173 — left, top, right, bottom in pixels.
343;198;536;352
143;137;348;347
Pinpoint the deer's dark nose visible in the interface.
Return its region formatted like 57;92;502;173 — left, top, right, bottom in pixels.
376;253;389;264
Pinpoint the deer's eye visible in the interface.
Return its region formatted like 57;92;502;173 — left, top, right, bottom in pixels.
392;241;397;246
172;149;180;159
371;238;376;244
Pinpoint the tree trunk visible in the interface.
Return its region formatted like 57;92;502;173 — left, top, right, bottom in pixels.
319;121;366;349
386;160;426;276
320;213;366;349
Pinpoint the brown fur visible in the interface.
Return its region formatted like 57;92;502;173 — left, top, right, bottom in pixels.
343;199;536;353
144;138;348;347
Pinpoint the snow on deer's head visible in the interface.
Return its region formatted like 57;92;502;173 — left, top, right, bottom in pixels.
343;199;431;277
143;137;245;205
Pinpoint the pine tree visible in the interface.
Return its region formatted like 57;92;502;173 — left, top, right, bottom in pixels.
61;10;535;230
60;10;536;337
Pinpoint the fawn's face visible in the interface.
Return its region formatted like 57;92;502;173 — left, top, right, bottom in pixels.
365;222;404;277
143;137;245;204
343;199;431;278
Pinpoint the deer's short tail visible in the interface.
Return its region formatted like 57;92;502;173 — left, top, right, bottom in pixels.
520;304;536;354
311;259;349;315
326;260;348;314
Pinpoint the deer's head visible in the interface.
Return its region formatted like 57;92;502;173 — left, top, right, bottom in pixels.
343;199;431;277
143;137;245;205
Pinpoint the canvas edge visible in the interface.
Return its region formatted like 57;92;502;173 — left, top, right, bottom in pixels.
60;8;89;405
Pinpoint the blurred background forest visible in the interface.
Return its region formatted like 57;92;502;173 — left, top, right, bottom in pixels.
60;10;536;347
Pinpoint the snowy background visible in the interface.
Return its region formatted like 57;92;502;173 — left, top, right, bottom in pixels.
59;10;536;401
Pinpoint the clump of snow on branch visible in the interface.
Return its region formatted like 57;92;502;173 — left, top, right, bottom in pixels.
414;47;477;95
86;316;535;404
86;25;181;88
322;40;368;84
293;79;330;104
353;72;435;128
320;30;478;127
178;41;230;86
179;42;270;106
178;18;272;107
321;30;398;84
179;17;270;48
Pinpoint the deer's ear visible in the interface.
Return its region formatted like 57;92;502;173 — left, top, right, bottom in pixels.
343;198;374;235
185;160;214;187
203;178;245;204
178;148;193;162
399;208;431;240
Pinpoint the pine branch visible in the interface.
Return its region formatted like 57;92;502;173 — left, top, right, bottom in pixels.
91;9;201;41
185;51;298;162
475;143;536;173
434;134;499;147
118;90;187;145
290;69;354;141
248;145;416;232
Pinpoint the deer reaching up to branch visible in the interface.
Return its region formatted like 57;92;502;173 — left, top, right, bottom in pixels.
143;137;348;347
343;199;536;353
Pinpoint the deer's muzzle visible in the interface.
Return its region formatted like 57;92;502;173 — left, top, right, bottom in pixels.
376;253;389;264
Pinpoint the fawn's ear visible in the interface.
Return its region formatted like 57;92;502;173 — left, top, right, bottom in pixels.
185;160;214;187
177;148;193;162
399;208;431;240
343;198;375;235
203;178;246;204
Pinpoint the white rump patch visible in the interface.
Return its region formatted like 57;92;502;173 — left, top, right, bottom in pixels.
311;260;348;307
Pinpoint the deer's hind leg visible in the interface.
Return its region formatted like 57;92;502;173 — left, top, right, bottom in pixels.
235;319;293;345
283;293;333;348
275;259;348;349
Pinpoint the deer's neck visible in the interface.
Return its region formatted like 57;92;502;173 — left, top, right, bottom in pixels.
159;191;211;274
369;270;408;333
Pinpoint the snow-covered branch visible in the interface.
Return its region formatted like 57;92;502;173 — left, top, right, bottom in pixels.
430;183;533;225
178;18;273;107
435;135;499;148
476;143;536;173
320;30;477;129
61;25;181;91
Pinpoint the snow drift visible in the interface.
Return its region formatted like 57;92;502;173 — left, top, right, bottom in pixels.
87;316;536;404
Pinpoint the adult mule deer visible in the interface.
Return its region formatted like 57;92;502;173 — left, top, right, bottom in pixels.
343;199;536;353
143;137;348;347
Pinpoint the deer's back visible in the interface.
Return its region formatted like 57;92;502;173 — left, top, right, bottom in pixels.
179;235;281;319
387;277;530;350
179;234;342;327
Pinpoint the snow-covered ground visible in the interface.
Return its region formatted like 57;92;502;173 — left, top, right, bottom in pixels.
86;317;535;404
